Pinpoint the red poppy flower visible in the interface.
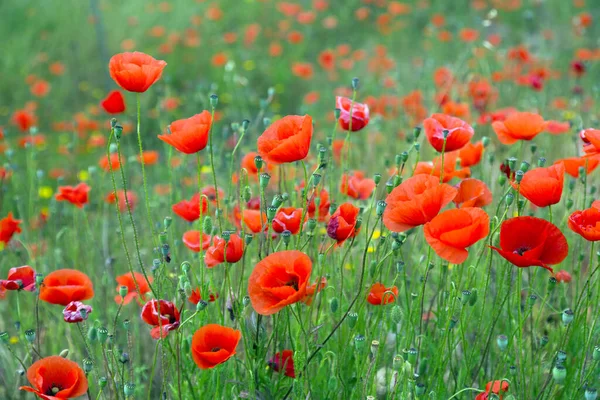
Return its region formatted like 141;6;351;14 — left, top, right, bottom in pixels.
413;153;471;183
544;120;570;135
137;150;159;165
340;171;376;200
367;283;398;305
492;112;545;145
1;265;36;291
55;183;91;208
20;355;88;399
1;212;22;244
106;190;138;213
141;299;180;339
114;272;153;305
188;288;218;304
556;156;600;177
383;174;457;232
268;350;296;378
202;186;225;207
63;301;93;323
568;206;600;241
555;270;572;283
248;250;312;315
301;277;327;306
40;269;95;306
453;178;492;208
307;188;330;222
475;380;509;400
99;153;123;171
158;111;212;154
108;52;166;93
511;163;564;208
257;115;313;164
423;114;474;152
327;203;360;244
182;230;212;252
172;194;208;222
335;96;370;132
456;140;484;167
243;209;267;233
424;208;489;263
272;207;303;234
205;234;244;267
191;324;241;369
11;109;37;132
101;90;126;114
490;216;568;273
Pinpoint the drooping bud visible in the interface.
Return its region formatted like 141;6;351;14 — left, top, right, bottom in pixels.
209;94;218;108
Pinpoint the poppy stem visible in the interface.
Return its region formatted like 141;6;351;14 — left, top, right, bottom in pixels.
208;105;223;233
196;152;205;293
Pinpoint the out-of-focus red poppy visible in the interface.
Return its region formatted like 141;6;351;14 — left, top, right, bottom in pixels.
205;234;244;267
114;272;153;305
367;283;398;305
307;188;330;222
172;194;208;222
335;97;370;132
188;288;218;304
248;250;312;315
383;174;457;232
511;163;564;208
11;109;37;132
101;90;126;114
544;120;570;135
40;269;94;306
423;114;474;152
20;356;88;399
490;216;568;273
340;171;376;200
453;178;492;208
106;190;138;213
141;299;180;339
99;153;123;171
327;203;360;244
158;111;212;154
272;207;303;234
55;183;90;208
257;115;313;164
108;52;166;93
475;380;509;400
492;112;545;144
0;212;22;245
1;266;36;291
30;80;51;97
555;270;572;283
137;150;159;165
191;324;241;369
182;230;211;252
568;204;600;241
268;350;296;378
424;208;489;263
202;186;225;207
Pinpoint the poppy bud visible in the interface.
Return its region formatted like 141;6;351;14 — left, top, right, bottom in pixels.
517;198;526;213
386;180;394;194
312;173;322;187
271;194;284;208
99;377;107;388
124;382;135;397
152;259;161;271
396;261;405;273
244;233;253;245
370;340;379;357
515;170;524;183
593;346;600;361
390;305;402;324
119;352;130;364
209;94;218;108
110;118;118;128
59;349;70;358
415;383;426;396
83;358;93;373
496;335;508;351
163;216;172;231
519;161;530;173
348;312;358;328
407;347;417;365
460;290;471;305
0;331;9;344
161;244;170;259
552;365;566;384
242;295;250;307
585;388;598;400
266;206;278;222
281;230;292;247
25;329;35;344
259;173;270;190
548;277;557;292
318;146;327;164
540;335;549;347
123;319;131;331
528;294;537;308
98;327;108;343
354;334;366;350
393;175;402;187
556;350;567;364
509;365;517;375
376;201;387;217
351;77;359;90
505;193;514;207
159;231;168;246
469;289;478;306
354;217;363;231
507;157;517;170
537;157;546;167
196;300;208;312
392;239;403;253
87;326;98;342
114;125;123;140
562;309;574;325
221;230;231;243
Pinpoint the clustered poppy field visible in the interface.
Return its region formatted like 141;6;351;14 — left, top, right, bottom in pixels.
1;0;600;399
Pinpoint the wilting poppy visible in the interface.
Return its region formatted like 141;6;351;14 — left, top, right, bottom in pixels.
205;233;244;267
1;212;22;244
257;115;313;164
55;183;90;208
272;207;303;234
492;112;545;145
20;356;88;399
188;288;218;304
490;216;568;272
108;52;167;93
335;96;370;132
423;114;474;152
63;301;93;323
182;230;212;252
191;324;241;369
424;208;489;263
453;178;492;208
172;194;208;222
268;350;296;378
158;111;212;154
114;272;153;305
248;250;312;315
568;204;600;241
340;171;376;200
383;174;457;232
40;269;94;306
475;380;509;400
1;265;36;291
327;203;360;244
141;299;180;339
511;163;564;208
101;90;126;114
367;283;398;305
